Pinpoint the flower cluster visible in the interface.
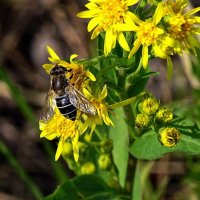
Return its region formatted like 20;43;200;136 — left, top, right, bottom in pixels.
135;95;181;147
78;0;200;76
40;47;113;161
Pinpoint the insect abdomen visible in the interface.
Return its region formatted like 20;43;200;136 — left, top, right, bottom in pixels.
55;94;77;121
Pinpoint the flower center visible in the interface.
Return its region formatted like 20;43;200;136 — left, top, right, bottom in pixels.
168;14;194;40
48;113;77;139
99;0;128;30
137;22;160;46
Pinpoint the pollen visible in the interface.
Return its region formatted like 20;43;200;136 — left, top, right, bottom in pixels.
98;0;128;30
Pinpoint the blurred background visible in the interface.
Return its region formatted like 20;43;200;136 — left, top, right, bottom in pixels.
1;0;200;200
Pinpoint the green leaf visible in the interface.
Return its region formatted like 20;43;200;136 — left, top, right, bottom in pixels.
130;130;200;160
42;175;129;200
169;116;200;139
109;108;129;188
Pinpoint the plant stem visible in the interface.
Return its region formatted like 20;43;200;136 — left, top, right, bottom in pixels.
0;140;43;199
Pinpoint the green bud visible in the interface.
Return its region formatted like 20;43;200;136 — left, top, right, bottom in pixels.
100;140;113;153
81;162;95;174
98;154;111;170
159;127;181;147
135;113;151;128
142;97;159;115
84;134;92;143
62;142;72;155
155;108;173;124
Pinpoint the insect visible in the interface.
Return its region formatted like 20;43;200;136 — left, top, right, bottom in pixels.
40;65;96;123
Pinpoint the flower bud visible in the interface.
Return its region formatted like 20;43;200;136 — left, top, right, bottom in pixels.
135;113;151;128
155;108;173;124
159;127;181;147
142;97;159;115
100;140;113;153
62;142;72;155
81;162;95;174
84;134;92;143
98;154;111;170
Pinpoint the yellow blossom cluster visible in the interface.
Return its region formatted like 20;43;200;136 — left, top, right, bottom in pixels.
40;47;113;161
78;0;200;76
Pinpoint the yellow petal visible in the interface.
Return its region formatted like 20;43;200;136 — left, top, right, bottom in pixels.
47;46;60;59
162;36;178;48
42;64;53;74
114;24;137;31
142;45;149;68
83;88;94;100
127;12;143;25
185;7;200;16
102;111;113;126
55;137;65;161
91;26;101;39
57;60;70;68
39;121;46;131
111;32;117;49
86;71;96;81
72;134;79;162
90;122;97;135
85;2;98;9
40;130;47;138
127;0;139;6
117;32;130;51
40;130;57;140
152;44;168;59
48;57;59;63
88;16;101;32
70;54;78;63
194;16;200;23
153;3;164;24
80;118;91;134
167;57;173;80
128;38;142;59
104;28;114;55
124;14;138;30
45;133;57;140
77;10;97;18
99;85;107;100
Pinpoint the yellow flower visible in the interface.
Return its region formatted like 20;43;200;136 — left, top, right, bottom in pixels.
40;108;81;161
77;0;139;55
43;46;96;89
163;0;200;55
159;127;181;147
82;85;114;134
128;3;176;69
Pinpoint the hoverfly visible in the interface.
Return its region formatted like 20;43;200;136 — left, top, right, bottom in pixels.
40;65;96;123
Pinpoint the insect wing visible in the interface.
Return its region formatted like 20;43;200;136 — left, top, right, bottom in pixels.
66;84;96;116
40;90;56;123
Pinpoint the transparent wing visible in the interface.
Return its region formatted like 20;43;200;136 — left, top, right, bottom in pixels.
40;90;56;123
66;84;96;116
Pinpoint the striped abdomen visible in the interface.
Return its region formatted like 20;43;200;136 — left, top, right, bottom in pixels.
55;94;77;121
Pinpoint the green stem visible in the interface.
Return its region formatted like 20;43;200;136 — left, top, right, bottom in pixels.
120;47;143;197
0;140;43;199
